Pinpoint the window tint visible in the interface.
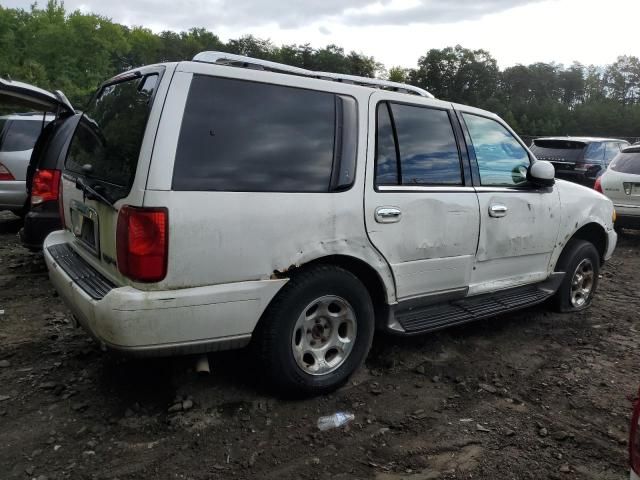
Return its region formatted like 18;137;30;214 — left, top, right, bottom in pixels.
609;152;640;175
375;103;399;185
0;118;45;152
173;75;337;192
374;102;462;187
463;114;529;186
584;142;605;163
66;74;159;201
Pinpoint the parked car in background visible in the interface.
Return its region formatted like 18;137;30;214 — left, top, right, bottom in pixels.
32;52;616;396
596;145;640;230
0;112;54;216
530;137;629;187
0;78;74;221
0;78;75;247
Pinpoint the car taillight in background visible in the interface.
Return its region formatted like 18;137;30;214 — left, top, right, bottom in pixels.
116;206;168;282
31;169;61;206
629;389;640;475
0;162;15;181
594;176;603;193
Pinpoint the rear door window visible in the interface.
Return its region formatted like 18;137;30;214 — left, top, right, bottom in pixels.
374;102;462;186
530;140;586;162
173;75;341;192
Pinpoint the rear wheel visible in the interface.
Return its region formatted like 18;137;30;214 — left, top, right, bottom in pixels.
553;239;600;312
254;265;374;397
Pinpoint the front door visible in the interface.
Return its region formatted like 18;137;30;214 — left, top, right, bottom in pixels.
364;94;480;302
458;111;560;295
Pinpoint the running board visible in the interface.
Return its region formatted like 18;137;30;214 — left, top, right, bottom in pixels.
389;273;564;335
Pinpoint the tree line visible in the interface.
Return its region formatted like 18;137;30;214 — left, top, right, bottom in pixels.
1;1;638;139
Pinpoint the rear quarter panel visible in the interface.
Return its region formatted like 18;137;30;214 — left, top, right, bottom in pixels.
144;64;397;302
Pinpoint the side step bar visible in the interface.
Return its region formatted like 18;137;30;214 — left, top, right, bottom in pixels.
389;273;564;335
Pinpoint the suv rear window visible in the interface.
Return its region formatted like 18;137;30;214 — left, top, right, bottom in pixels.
530;139;586;162
0;118;45;152
609;151;640;175
172;75;342;192
65;74;159;199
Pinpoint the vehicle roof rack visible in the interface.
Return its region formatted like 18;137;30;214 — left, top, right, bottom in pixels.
192;51;435;99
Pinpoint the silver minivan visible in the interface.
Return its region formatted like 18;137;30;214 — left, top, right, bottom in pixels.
34;53;616;395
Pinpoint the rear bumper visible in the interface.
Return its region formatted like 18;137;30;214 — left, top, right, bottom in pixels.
0;180;27;211
43;231;288;357
614;204;640;229
20;203;61;249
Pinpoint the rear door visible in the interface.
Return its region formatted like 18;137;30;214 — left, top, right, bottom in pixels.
364;93;480;301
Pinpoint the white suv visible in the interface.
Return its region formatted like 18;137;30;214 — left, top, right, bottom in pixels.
36;52;616;395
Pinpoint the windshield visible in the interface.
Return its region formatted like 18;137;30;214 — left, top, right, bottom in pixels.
65;73;159;200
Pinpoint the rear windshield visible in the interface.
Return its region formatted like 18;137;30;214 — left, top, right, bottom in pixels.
530;139;586;162
609;152;640;175
65;73;159;199
0;118;46;152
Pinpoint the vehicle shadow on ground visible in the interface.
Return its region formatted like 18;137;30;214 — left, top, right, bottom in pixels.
0;211;22;234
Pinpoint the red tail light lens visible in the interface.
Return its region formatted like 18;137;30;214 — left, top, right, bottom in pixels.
594;176;603;193
116;206;168;282
0;163;15;181
31;169;61;206
630;390;640;474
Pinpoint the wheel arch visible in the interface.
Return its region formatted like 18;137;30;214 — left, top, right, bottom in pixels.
555;222;608;270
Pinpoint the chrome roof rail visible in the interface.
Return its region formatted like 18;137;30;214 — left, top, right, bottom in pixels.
192;51;434;99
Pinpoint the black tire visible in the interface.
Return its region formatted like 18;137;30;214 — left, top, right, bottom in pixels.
254;265;374;397
553;239;600;313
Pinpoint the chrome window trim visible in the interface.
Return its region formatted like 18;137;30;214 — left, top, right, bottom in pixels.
377;185;475;193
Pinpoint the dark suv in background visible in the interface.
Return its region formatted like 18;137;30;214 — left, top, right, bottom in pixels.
530;137;629;186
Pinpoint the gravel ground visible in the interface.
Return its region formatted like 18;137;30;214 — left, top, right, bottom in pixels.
0;209;639;479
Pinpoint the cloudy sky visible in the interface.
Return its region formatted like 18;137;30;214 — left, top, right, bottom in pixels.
4;0;640;68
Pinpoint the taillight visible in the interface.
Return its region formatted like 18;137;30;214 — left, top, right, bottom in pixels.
0;162;15;181
31;169;61;206
594;176;603;193
629;390;640;474
116;206;168;282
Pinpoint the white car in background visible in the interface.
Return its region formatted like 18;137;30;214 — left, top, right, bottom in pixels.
597;145;640;230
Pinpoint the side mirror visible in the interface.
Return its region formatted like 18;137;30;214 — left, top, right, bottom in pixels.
528;160;555;187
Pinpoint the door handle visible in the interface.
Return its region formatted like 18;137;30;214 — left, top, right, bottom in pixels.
375;206;402;223
489;204;508;218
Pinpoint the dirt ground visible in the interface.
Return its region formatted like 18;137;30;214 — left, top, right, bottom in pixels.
1;210;639;480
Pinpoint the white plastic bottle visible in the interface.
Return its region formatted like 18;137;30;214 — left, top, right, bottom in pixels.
317;412;355;431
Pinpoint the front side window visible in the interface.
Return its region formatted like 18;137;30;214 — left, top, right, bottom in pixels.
375;102;462;186
463;114;530;186
173;75;338;192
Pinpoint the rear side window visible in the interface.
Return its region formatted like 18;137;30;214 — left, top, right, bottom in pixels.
610;152;640;175
173;75;347;192
584;142;605;163
374;102;462;186
0;119;45;152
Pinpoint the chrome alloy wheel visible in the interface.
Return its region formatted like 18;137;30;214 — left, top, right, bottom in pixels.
570;258;595;308
291;295;357;376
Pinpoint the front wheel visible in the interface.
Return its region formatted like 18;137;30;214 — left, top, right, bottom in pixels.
254;265;374;397
553;239;600;312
